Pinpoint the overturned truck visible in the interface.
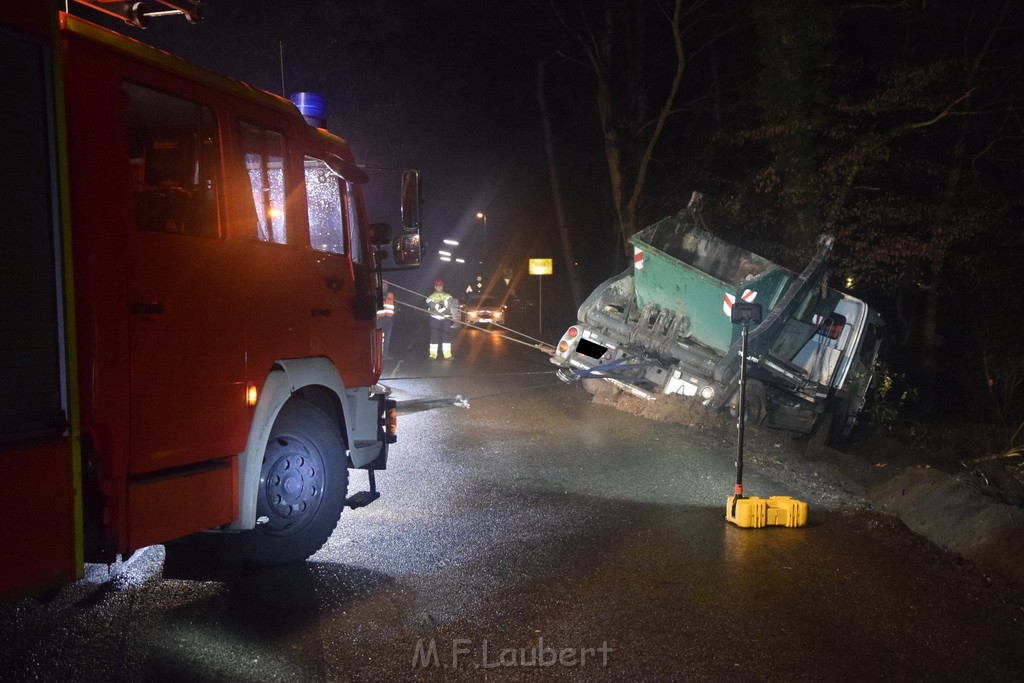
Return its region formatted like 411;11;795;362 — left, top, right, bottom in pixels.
551;196;883;444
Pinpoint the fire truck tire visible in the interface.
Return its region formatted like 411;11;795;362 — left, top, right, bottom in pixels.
241;399;348;565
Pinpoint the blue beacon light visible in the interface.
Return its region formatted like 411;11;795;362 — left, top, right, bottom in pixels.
290;92;326;128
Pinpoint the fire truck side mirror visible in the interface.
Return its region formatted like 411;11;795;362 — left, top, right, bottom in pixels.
400;169;420;233
391;234;422;267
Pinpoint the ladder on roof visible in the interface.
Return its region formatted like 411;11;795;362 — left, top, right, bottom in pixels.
71;0;203;29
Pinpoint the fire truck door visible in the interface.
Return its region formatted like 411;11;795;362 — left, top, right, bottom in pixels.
125;86;247;473
127;234;248;471
304;157;363;368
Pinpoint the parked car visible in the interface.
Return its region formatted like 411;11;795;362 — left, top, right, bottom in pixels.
460;293;506;325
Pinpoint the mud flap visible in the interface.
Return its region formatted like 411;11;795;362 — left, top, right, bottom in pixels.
355;396;395;471
347;389;390;468
343;395;393;509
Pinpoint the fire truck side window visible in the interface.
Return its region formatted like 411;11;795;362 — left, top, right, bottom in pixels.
345;181;364;264
304;157;345;255
239;121;288;244
123;82;220;237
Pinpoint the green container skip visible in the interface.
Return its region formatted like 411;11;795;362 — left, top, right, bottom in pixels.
629;216;796;355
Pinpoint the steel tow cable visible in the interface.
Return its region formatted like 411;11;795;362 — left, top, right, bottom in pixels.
385;281;556;355
378;282;567;405
385;371;565;407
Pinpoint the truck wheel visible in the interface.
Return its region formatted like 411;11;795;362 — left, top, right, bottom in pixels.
744;395;766;425
826;393;853;447
241;399;348;565
808;393;850;450
728;380;766;425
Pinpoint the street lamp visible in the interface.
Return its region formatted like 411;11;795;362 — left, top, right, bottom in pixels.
476;211;487;267
440;237;459;264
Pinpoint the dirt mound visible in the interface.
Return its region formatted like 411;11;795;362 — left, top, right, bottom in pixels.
870;466;1024;585
588;386;731;431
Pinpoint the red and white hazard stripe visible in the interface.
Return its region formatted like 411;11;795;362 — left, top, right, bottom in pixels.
634;248;644;271
723;289;757;317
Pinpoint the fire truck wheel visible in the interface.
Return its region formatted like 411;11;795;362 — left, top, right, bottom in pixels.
241;399;348;565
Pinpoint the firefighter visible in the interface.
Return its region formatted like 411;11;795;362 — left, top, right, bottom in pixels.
377;280;396;359
426;279;454;359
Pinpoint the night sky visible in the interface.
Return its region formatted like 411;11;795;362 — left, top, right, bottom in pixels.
84;0;587;305
69;0;1024;419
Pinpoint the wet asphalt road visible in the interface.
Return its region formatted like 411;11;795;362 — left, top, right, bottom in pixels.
2;328;1024;681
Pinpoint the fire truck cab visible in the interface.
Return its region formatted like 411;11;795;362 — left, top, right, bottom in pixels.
1;1;421;599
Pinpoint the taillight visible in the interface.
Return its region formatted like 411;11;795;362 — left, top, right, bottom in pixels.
566;327;579;339
558;340;570;353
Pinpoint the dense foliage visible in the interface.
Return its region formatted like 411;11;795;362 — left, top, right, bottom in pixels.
546;0;1024;436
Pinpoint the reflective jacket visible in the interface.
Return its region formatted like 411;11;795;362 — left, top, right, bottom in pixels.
377;291;395;317
426;291;453;319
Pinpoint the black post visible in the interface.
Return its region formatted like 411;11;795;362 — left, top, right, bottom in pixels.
730;301;762;503
735;320;748;499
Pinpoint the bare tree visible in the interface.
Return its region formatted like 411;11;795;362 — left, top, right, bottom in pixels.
553;0;695;254
537;58;584;306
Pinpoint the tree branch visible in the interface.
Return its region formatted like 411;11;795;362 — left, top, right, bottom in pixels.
625;0;686;237
909;89;975;129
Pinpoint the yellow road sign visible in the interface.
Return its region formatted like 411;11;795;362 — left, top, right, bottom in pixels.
529;258;553;275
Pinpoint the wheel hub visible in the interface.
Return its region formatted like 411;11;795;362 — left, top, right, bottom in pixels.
261;436;325;532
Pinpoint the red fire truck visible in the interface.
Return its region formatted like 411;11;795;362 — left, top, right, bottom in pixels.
0;0;422;600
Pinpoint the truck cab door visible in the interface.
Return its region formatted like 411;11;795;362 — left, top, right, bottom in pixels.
303;155;375;379
124;83;247;474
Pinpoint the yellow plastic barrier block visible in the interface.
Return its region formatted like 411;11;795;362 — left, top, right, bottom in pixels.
726;495;808;528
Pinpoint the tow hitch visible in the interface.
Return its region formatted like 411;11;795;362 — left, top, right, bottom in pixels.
394;395;470;411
